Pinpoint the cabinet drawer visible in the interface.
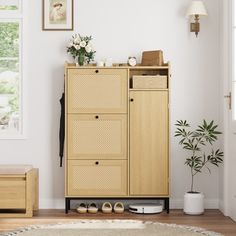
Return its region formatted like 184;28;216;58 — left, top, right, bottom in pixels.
67;69;127;113
67;114;127;160
0;178;26;209
133;75;167;89
67;160;127;196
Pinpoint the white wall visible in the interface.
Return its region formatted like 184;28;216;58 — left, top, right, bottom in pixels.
0;0;222;209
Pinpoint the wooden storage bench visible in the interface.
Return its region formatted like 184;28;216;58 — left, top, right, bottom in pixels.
0;165;38;217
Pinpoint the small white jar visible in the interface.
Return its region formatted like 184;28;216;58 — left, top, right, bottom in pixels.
97;61;104;67
104;58;113;67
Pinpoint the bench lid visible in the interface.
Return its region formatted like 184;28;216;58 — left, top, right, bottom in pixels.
0;165;33;175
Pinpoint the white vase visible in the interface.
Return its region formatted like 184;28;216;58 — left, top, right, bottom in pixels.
184;192;204;215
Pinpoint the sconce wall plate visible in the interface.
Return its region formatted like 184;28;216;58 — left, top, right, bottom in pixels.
191;22;200;34
190;14;200;37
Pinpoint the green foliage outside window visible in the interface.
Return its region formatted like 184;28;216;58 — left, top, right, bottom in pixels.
0;22;19;129
0;22;19;58
0;6;18;10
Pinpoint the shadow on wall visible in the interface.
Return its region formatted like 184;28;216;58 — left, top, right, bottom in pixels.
178;1;192;37
50;64;65;207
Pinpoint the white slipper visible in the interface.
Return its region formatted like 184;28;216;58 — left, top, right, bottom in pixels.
76;203;87;213
114;202;124;213
102;202;112;213
88;203;98;214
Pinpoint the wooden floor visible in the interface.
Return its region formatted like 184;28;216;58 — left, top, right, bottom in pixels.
0;209;235;235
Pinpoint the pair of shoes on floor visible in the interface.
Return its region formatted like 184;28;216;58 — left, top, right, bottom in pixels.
102;202;124;214
76;203;98;214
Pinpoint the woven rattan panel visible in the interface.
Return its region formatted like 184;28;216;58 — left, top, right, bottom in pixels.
68;114;127;159
67;69;127;113
68;160;127;196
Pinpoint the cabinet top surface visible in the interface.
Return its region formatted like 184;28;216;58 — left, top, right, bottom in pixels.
64;62;170;70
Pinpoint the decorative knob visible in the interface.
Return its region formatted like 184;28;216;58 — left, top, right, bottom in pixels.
95;161;99;165
95;70;99;73
95;115;99;119
130;98;134;102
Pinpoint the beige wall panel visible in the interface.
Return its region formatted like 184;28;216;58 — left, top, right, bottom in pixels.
67;160;127;196
68;114;127;160
130;91;169;196
67;69;127;113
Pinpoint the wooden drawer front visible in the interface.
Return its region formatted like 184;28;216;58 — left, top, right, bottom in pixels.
67;69;127;113
0;178;26;209
68;114;127;159
67;160;127;196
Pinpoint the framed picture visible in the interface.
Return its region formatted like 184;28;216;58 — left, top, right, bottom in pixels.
42;0;73;30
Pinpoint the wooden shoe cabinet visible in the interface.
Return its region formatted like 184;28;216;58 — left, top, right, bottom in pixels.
64;62;170;213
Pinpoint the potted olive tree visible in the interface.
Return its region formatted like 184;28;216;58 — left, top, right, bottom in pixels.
175;120;223;215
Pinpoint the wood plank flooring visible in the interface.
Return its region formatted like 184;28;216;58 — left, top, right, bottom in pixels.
0;209;235;236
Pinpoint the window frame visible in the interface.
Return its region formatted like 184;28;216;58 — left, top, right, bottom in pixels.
0;0;25;139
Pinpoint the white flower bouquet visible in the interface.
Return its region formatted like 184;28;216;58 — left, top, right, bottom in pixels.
67;34;96;66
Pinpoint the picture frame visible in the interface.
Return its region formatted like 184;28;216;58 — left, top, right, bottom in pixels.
42;0;73;31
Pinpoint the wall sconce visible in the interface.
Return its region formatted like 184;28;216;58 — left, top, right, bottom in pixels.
186;1;208;37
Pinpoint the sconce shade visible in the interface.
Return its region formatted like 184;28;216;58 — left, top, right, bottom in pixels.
186;1;208;16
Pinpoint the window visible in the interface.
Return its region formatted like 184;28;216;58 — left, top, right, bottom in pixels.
0;1;22;137
0;0;19;11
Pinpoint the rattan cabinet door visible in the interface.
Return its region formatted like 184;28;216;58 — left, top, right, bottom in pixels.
67;69;127;113
67;114;127;160
67;160;127;196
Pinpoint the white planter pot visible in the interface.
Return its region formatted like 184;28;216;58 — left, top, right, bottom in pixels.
184;192;204;215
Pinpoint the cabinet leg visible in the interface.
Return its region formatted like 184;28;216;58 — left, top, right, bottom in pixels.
68;198;71;210
65;198;70;214
164;198;169;214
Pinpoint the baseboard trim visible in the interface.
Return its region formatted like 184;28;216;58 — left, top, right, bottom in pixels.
170;198;219;209
40;199;65;209
219;199;228;215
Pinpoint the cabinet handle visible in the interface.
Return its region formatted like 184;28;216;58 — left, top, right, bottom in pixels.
130;98;134;102
95;70;99;73
95;161;99;165
95;115;99;119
